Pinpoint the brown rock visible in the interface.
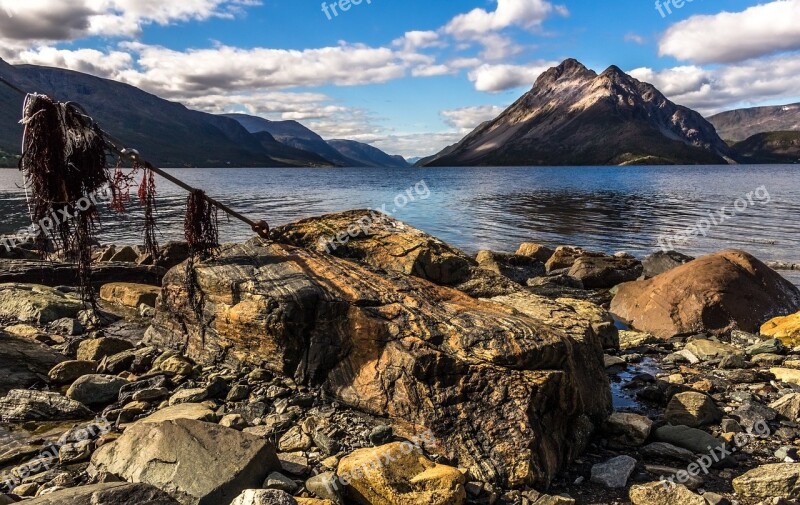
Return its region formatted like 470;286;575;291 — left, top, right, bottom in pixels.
545;246;603;273
761;311;800;346
145;238;610;488
475;250;545;284
338;442;465;505
77;337;135;362
515;243;555;263
100;283;160;308
664;392;722;427
610;250;800;338
567;256;643;289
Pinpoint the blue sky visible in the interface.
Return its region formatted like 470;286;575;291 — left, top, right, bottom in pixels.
1;0;798;157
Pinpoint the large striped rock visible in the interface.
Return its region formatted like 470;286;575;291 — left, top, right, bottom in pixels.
145;235;611;488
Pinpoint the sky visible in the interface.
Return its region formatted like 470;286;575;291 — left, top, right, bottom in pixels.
1;0;799;158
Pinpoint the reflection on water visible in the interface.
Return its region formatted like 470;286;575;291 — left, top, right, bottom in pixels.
1;165;798;269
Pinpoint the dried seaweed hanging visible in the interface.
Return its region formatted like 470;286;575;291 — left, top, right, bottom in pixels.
138;164;159;259
19;94;111;306
184;189;219;320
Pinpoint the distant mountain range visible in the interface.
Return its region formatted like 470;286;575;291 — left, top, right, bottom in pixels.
708;103;800;142
0;58;407;168
1;56;798;168
419;59;735;167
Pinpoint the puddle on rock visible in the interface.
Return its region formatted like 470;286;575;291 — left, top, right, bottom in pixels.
609;357;662;412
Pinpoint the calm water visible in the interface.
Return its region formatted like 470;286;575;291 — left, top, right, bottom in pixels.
1;165;798;278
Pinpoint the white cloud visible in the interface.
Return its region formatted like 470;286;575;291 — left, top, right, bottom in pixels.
444;0;567;38
659;0;800;64
629;54;800;115
441;105;506;133
624;33;646;45
0;0;260;43
468;61;557;92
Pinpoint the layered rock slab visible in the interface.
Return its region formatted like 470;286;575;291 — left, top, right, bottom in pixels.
145;238;611;488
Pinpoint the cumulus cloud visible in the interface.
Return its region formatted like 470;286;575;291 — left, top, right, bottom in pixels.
659;0;800;64
468;61;557;92
444;0;567;38
441;105;506;132
0;0;259;43
629;54;800;115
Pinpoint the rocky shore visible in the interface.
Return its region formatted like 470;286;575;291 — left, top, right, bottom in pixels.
1;210;800;504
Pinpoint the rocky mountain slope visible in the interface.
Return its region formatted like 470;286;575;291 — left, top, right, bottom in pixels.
731;131;800;164
708;103;800;142
0;58;404;168
224;114;406;167
326;139;410;168
420;59;734;167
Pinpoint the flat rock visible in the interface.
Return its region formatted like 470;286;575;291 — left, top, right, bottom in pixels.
0;259;165;287
732;462;800;498
611;250;800;338
100;282;160;308
515;243;555;263
338;442;465;505
590;455;637;489
77;337;135;362
0;331;65;396
770;393;800;420
684;339;739;361
0;283;84;324
135;403;216;424
0;389;93;422
91;419;280;505
145;237;611;488
20;482;180;504
638;442;695;462
772;367;800;385
475;250;545;284
628;481;705;505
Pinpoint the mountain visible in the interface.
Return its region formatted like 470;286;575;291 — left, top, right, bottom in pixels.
731;131;800;164
0;58;287;168
326;140;409;168
251;131;336;167
419;59;734;167
223;114;359;166
708;103;800;142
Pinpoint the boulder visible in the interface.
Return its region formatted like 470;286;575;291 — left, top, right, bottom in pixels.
20;482;180;504
761;311;800;346
66;374;128;406
0;389;93;422
664;392;722;427
0;332;65;396
567;255;643;289
110;246;140;262
628;481;705;505
145;238;611;488
0;259;165;287
91;419;280;505
611;250;800;338
48;360;97;384
604;412;653;447
653;425;724;455
0;283;83;324
515;243;555;263
641;251;694;279
337;442;465;505
100;283;160;308
77;337;135;362
590;455;637;489
475;250;545;284
545;247;604;273
684;339;740;361
732;463;800;498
